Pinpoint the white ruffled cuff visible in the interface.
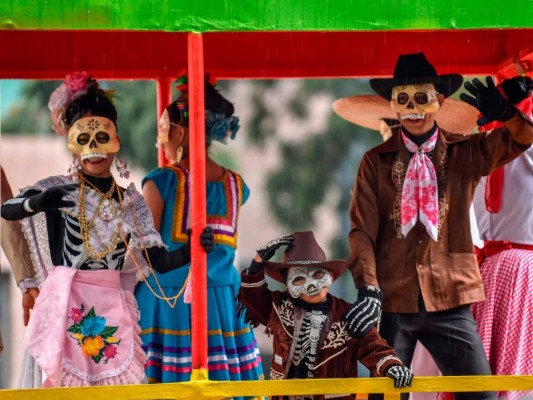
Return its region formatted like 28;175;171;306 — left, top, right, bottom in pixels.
18;277;39;294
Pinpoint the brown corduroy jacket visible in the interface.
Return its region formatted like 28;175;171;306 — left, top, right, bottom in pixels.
348;112;533;313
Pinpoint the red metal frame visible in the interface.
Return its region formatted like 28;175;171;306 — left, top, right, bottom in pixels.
187;33;208;373
0;29;531;80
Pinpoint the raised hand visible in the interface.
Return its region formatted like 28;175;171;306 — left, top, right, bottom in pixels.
386;365;414;388
460;77;515;126
28;184;78;212
344;285;382;338
23;287;40;326
500;76;533;104
256;234;294;262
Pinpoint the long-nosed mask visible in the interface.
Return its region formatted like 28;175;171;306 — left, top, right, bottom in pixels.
68;116;120;160
391;83;440;120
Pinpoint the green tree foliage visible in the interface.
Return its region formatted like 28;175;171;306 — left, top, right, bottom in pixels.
241;79;382;259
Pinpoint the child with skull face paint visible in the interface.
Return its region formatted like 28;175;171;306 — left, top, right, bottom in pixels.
0;72;214;388
238;231;413;400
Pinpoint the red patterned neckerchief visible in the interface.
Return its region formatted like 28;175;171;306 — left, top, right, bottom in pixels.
400;130;439;241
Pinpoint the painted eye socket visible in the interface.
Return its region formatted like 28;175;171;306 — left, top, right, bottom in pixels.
413;92;429;104
96;132;110;144
312;270;325;279
396;92;410;105
292;277;306;286
77;133;91;145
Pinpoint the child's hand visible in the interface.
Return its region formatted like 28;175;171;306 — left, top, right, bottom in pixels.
256;234;294;261
385;365;413;388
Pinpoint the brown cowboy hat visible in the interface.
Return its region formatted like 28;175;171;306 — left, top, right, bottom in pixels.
264;231;347;284
332;94;479;134
370;52;464;100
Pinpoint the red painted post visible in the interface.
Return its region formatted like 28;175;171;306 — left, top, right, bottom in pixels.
156;77;173;167
187;32;208;377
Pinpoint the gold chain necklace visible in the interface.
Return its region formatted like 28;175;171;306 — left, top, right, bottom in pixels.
77;174;123;260
78;173;117;222
118;194;190;309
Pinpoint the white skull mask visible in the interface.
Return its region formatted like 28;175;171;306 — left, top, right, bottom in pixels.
286;266;333;299
68;116;120;160
391;83;440;120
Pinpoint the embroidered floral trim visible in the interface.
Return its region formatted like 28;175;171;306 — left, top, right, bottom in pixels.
270;370;284;380
67;304;121;364
322;321;351;350
391;157;406;238
436;150;449;237
274;299;295;339
308;322;351;370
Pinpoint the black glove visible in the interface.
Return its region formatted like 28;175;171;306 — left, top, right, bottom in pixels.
181;227;215;261
246;234;293;275
146;227;214;274
27;184;78;213
499;76;533;104
344;285;383;338
256;234;294;261
460;76;516;125
385;365;414;388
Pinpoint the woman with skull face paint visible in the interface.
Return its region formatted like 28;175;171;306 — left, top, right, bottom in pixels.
0;72;214;388
134;74;264;387
238;231;413;400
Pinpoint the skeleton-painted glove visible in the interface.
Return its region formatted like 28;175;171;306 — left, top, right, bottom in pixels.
460;76;516;126
256;234;294;262
499;76;533;105
344;285;383;338
247;234;294;275
385;365;414;388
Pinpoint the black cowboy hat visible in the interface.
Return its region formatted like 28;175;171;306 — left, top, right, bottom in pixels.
264;231;347;284
370;52;464;100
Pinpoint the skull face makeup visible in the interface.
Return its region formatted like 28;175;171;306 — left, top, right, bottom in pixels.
287;266;333;300
391;84;440;120
68;116;119;160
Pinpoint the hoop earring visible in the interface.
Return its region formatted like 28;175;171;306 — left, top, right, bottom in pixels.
114;155;131;179
68;155;80;176
176;146;184;163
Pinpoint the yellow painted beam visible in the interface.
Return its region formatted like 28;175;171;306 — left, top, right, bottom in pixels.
0;376;532;400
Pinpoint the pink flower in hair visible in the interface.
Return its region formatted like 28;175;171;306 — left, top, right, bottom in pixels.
48;71;94;136
65;71;92;94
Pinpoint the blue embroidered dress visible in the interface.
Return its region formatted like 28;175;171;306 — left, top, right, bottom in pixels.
134;165;263;385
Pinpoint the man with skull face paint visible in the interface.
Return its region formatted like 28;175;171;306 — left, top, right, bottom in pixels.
238;231;413;400
0;73;214;388
346;53;533;400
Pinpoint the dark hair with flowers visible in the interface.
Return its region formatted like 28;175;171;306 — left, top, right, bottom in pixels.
48;71;118;136
166;70;240;145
